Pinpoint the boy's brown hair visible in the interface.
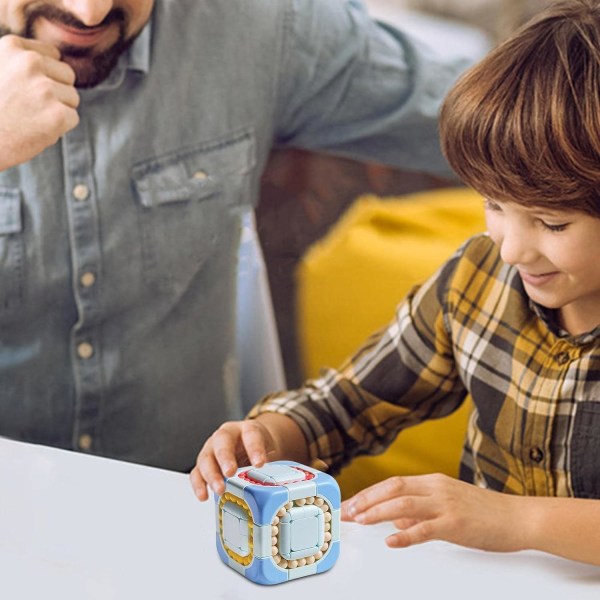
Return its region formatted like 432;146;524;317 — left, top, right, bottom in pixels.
440;0;600;217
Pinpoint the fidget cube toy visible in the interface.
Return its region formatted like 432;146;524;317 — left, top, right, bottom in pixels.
215;460;340;585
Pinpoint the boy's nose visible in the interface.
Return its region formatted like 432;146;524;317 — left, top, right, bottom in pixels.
498;228;537;266
61;0;114;26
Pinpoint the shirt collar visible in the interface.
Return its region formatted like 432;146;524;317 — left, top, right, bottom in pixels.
529;299;600;345
124;16;152;75
80;14;152;95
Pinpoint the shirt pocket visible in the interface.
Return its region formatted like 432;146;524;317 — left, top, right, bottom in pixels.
131;129;256;296
570;401;600;499
0;187;25;313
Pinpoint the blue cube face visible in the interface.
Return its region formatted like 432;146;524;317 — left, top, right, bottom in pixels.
215;461;341;585
221;501;251;557
279;504;324;560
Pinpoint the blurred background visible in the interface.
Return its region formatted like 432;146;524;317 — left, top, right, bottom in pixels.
380;0;552;43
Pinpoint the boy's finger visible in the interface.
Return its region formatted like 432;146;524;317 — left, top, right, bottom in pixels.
240;421;270;466
354;496;436;525
385;520;438;548
343;475;437;518
196;450;228;497
189;466;209;501
212;425;242;477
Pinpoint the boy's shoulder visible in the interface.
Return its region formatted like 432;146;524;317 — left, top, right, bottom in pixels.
444;232;516;290
460;231;495;253
438;233;527;319
453;232;501;271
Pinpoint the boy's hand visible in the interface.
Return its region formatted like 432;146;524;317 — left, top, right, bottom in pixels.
0;35;80;171
190;419;278;501
341;473;527;553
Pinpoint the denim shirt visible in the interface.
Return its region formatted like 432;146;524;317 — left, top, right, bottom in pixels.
0;0;472;471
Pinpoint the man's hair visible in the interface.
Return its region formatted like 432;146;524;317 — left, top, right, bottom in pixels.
440;0;600;217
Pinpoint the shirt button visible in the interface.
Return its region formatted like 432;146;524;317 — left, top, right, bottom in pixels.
80;272;96;288
73;184;90;201
193;170;208;180
529;446;544;463
79;434;93;451
555;351;570;365
77;342;94;360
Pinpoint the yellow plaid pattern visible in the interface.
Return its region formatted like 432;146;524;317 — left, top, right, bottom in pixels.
251;234;600;498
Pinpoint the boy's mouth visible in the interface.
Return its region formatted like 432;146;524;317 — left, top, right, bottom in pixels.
519;270;559;286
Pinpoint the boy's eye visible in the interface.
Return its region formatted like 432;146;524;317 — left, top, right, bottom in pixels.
541;221;569;232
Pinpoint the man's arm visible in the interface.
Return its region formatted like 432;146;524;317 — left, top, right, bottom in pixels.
0;35;79;170
274;0;476;177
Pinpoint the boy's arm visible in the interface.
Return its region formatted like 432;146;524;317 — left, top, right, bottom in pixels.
341;473;600;566
523;495;600;565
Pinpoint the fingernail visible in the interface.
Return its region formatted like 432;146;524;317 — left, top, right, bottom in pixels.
343;501;357;518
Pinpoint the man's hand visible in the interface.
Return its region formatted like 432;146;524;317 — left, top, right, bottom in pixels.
0;35;80;170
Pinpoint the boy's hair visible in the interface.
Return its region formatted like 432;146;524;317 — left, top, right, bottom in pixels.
440;0;600;217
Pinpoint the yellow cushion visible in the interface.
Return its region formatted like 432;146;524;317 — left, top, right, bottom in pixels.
296;187;486;498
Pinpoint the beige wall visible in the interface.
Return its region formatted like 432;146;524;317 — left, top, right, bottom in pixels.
378;0;554;42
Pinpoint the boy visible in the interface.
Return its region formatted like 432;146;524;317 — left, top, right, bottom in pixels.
191;0;600;566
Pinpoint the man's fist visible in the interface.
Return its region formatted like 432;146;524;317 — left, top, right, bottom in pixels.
0;35;80;170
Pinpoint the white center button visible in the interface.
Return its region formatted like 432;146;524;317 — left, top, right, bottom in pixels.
193;170;208;180
77;342;94;360
80;272;96;288
79;434;93;450
73;184;90;201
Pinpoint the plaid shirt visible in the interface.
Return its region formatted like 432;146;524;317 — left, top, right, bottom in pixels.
250;234;600;499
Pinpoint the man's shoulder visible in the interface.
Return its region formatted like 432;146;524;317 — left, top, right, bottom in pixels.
155;0;290;24
154;0;353;35
149;0;293;75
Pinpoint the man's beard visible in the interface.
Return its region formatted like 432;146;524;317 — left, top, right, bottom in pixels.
18;5;135;88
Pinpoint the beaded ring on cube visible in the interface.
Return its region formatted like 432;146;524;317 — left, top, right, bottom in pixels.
215;460;341;585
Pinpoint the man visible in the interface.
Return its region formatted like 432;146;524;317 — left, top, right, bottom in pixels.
0;0;471;471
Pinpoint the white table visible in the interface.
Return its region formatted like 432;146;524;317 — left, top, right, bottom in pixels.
0;438;598;600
